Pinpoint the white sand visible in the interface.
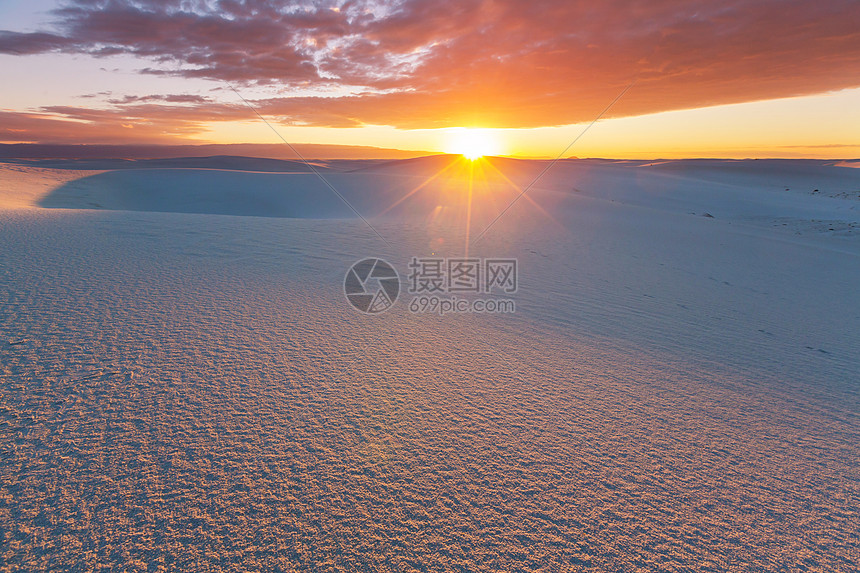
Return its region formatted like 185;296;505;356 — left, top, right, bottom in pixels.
1;156;858;571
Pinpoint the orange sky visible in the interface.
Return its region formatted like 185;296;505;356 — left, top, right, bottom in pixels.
1;0;859;158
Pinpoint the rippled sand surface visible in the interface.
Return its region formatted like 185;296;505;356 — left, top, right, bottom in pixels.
1;158;858;571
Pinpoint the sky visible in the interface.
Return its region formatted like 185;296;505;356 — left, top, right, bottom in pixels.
1;0;859;158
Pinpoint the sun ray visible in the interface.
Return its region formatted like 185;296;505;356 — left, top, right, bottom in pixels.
464;158;475;256
375;156;462;218
480;158;568;233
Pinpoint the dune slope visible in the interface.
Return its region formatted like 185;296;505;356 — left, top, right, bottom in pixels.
1;157;858;571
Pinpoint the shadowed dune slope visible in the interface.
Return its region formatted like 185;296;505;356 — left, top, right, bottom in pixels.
39;169;359;219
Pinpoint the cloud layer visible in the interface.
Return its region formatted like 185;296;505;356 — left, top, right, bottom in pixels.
1;0;859;134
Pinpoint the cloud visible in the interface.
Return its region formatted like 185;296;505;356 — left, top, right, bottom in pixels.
106;94;213;105
0;101;250;144
0;31;69;54
0;110;180;144
1;0;859;131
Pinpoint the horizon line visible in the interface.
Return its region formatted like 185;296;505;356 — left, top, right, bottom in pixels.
1;143;858;162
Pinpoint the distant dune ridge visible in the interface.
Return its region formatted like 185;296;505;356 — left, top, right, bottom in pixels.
0;143;432;161
1;155;858;571
23;155;860;227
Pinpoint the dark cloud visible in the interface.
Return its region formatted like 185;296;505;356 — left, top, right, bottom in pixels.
0;31;70;54
1;0;859;131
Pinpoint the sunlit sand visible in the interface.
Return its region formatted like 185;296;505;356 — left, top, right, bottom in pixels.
1;155;858;570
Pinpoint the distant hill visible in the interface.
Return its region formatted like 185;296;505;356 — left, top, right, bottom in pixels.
0;143;433;161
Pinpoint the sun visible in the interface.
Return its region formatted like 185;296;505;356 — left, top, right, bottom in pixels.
445;128;502;160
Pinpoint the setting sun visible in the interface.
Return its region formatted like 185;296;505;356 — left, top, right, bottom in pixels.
445;128;502;160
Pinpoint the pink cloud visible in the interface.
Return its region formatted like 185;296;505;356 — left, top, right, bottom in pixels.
1;0;859;135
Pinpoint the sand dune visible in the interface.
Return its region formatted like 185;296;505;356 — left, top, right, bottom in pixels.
1;156;858;571
10;155;328;173
30;156;860;238
39;169;357;219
